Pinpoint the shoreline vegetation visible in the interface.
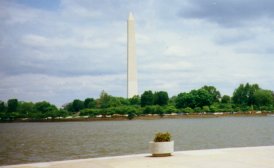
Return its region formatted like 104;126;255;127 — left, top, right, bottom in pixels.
1;83;274;122
2;112;273;123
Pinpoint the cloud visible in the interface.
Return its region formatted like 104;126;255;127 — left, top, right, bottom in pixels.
178;0;274;27
0;73;125;106
213;29;253;45
12;0;61;10
21;34;109;49
0;1;52;25
0;0;274;105
60;2;102;20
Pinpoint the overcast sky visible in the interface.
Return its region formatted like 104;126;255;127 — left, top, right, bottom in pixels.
1;0;274;106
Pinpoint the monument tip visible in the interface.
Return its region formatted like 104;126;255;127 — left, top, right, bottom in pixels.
128;12;134;20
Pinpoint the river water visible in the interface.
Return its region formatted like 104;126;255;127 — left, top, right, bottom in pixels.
1;116;274;165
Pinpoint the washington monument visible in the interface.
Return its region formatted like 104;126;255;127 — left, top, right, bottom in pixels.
127;12;138;98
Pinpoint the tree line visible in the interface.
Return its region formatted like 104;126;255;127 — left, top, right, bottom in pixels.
0;83;274;121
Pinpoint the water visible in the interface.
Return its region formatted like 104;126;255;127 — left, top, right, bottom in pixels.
0;116;274;166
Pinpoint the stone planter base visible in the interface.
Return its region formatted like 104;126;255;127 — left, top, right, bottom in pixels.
152;153;172;157
149;141;174;157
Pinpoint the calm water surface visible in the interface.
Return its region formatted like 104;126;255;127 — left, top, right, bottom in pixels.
1;116;274;165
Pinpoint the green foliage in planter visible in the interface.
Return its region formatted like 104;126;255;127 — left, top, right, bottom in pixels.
154;132;171;142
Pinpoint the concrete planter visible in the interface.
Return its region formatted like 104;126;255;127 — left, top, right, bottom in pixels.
149;141;174;157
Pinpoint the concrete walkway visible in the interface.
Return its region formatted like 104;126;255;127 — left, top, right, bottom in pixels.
3;146;274;168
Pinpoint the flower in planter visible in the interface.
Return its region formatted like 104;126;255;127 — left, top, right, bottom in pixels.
154;132;171;142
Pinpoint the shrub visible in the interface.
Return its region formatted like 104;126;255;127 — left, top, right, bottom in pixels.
80;109;101;117
194;107;202;112
202;106;210;112
154;132;171;142
156;106;164;117
143;106;156;114
260;106;269;111
209;105;218;112
127;111;135;120
182;107;194;113
234;107;241;112
164;105;178;114
126;106;138;120
240;106;252;112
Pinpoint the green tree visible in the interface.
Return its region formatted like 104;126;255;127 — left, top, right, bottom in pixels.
141;90;154;107
63;103;74;112
247;84;260;105
0;101;6;112
129;95;140;105
168;96;177;106
34;101;57;113
191;89;214;107
72;99;84;112
116;97;130;106
232;83;260;106
176;89;213;109
201;85;221;102
56;109;68;118
232;84;246;105
33;101;58;118
154;91;169;106
254;90;273;107
18;102;34;117
84;98;96;108
175;92;195;108
108;97;121;107
98;90;112;108
7;99;18;112
221;95;231;104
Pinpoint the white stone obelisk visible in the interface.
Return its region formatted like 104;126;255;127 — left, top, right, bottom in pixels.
127;12;138;98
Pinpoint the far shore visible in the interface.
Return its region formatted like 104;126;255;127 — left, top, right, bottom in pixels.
1;112;273;123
